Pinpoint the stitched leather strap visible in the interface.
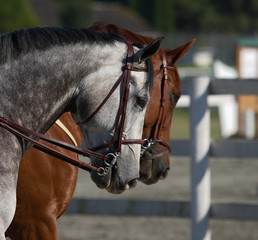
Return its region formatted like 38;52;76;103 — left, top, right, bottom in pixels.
0;116;101;172
150;50;176;152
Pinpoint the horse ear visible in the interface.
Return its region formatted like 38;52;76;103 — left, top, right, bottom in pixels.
166;39;196;64
138;37;164;63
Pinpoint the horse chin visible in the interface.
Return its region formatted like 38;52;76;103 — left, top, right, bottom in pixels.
106;179;138;194
105;166;138;194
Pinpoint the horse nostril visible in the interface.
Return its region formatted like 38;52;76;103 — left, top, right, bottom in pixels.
126;179;138;190
160;168;169;179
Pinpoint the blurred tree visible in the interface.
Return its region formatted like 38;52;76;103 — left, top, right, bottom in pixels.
116;0;175;32
176;0;258;32
154;0;175;32
56;0;92;27
91;0;258;33
0;0;40;33
136;0;154;27
127;0;138;10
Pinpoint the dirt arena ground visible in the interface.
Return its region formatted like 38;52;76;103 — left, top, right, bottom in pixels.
57;156;258;240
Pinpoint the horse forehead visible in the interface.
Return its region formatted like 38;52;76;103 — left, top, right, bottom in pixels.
131;71;148;89
151;53;162;72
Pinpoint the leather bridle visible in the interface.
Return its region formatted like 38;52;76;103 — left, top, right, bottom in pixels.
0;46;176;175
0;43;148;176
140;49;176;159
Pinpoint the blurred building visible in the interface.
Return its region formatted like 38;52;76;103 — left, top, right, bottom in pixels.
28;0;152;33
89;2;152;32
28;0;60;26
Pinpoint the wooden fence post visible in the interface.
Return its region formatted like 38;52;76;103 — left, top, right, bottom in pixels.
190;77;211;240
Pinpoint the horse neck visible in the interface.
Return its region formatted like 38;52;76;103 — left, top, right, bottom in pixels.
0;43;114;150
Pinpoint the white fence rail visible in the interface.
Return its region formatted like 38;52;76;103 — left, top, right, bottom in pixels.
175;77;258;240
66;78;258;240
67;199;258;221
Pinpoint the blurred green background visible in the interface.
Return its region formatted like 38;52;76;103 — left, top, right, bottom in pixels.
1;0;257;140
1;0;258;33
170;108;220;139
1;0;258;65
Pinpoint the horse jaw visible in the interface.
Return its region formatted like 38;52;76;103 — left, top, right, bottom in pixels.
105;143;140;194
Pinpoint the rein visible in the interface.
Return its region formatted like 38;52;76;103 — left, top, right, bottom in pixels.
0;43;148;175
0;116;103;173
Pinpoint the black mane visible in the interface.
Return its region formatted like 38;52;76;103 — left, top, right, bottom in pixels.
0;27;126;65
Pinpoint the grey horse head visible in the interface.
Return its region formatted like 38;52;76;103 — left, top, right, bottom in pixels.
72;38;163;193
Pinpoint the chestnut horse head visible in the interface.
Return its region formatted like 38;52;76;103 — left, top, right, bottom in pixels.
91;22;195;184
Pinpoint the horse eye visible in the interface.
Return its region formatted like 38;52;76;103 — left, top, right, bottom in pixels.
136;96;148;109
170;92;180;104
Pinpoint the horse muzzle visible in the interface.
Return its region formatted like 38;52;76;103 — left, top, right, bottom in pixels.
139;145;170;184
106;173;138;194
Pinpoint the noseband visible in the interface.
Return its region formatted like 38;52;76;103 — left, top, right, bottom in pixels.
0;43;148;176
140;49;176;157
